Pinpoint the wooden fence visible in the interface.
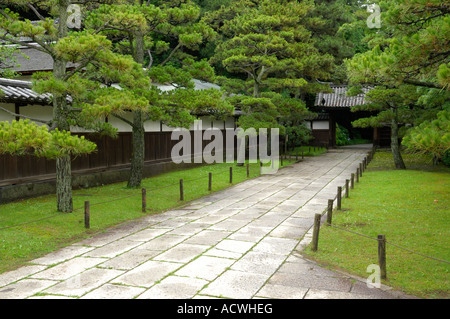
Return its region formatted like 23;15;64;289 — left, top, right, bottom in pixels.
0;130;236;186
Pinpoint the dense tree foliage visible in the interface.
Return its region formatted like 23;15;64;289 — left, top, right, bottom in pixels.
346;0;449;167
0;1;152;211
85;0;233;188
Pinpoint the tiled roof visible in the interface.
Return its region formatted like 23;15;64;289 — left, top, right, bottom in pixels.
0;78;222;106
5;44;78;74
0;78;52;104
305;113;330;121
314;85;371;108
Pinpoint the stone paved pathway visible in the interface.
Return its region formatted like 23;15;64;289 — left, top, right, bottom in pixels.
0;145;416;299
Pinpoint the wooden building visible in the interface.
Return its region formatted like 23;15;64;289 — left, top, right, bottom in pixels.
0;77;237;202
310;84;390;147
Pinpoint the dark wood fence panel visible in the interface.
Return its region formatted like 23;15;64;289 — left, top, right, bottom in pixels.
0;130;230;186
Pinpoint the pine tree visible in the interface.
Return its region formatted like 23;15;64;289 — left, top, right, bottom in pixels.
0;1;150;212
350;85;421;169
346;0;449;167
86;0;233;188
204;0;332;135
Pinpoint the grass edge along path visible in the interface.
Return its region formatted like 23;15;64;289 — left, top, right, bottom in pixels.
0;159;297;275
302;150;450;299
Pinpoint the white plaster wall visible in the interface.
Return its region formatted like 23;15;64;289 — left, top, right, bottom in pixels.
213;119;225;129
0;103;16;122
21;104;53;127
107;113;134;132
144;120;160;132
225;117;235;129
1;102;238;134
312;120;329;130
304;121;312;129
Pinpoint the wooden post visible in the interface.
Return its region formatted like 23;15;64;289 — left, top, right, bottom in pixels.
311;213;321;252
280;156;283;166
337;186;342;210
142;188;146;213
260;160;263;174
208;172;212;191
84;200;90;229
246;164;249;178
229;167;233;183
345;179;349;198
326;199;333;225
351;173;355;189
180;179;184;201
356;168;360;182
359;163;363;176
378;234;387;280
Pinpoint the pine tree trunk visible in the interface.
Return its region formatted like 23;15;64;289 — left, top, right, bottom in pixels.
56;155;73;212
53;0;73;212
128;110;145;188
391;117;406;169
127;30;146;188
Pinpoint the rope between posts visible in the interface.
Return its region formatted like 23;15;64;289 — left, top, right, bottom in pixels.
322;148;450;265
0;163;256;231
326;222;450;264
385;240;450;264
327;222;378;241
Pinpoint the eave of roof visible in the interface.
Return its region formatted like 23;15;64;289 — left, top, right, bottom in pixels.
0;78;224;106
314;84;371;108
0;78;52;105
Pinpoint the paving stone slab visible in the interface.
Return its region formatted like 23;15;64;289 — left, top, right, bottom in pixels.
214;239;255;254
252;237;298;256
153;243;209;263
255;284;308;299
123;228;170;242
31;245;95;266
30;257;106;281
98;247;161;270
230;251;286;275
80;283;146;299
269;225;306;240
199;270;269;299
304;289;373;299
43;268;124;297
183;229;231;246
268;272;353;292
228;225;273;242
0;265;47;288
83;239;143;258
111;260;181;288
138;234;187;251
175;256;235;281
209;218;250;232
204;248;242;259
138;275;208;299
0;279;58;299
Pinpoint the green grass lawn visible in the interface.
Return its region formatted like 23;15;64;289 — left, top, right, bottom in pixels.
0;159;295;275
286;145;327;157
302;150;450;299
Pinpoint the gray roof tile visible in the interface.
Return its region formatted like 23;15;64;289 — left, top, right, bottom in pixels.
314;85;371;108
